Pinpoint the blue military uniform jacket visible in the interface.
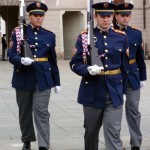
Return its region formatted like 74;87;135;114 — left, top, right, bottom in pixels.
8;24;60;91
70;27;129;108
114;24;147;90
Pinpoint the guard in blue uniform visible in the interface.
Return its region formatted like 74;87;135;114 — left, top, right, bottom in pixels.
8;2;60;150
70;2;129;150
114;3;147;150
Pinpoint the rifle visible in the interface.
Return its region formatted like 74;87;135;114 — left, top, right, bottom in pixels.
20;0;33;59
87;0;103;67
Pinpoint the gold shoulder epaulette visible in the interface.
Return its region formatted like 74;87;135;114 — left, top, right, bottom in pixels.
113;29;126;35
81;29;88;34
14;26;20;30
43;28;55;35
130;26;141;31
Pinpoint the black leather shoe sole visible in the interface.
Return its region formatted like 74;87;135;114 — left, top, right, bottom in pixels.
131;147;140;150
22;142;31;150
39;147;48;150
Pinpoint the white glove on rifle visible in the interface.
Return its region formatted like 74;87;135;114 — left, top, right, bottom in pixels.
54;86;61;94
21;57;34;66
87;65;103;75
140;81;146;88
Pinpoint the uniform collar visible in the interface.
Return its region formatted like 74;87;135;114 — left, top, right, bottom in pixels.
116;22;127;31
28;23;42;30
97;25;111;34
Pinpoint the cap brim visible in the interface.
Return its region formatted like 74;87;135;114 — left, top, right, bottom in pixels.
117;12;131;15
30;11;45;15
97;12;114;16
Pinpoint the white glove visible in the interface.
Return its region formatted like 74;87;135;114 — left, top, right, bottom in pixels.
54;86;61;94
87;65;103;75
21;57;34;66
123;94;126;100
140;81;146;88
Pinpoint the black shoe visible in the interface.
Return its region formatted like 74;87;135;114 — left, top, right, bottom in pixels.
39;147;48;150
131;147;140;150
22;141;31;150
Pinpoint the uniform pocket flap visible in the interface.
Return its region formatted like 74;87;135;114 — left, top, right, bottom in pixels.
43;42;52;47
115;76;123;84
82;77;98;85
130;41;139;46
42;65;51;71
114;47;123;52
130;64;139;72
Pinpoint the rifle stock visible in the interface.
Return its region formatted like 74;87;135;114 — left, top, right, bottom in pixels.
20;0;33;59
87;0;103;67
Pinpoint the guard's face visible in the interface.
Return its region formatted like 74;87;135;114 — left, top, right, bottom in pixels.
95;14;114;30
115;14;131;27
29;14;44;27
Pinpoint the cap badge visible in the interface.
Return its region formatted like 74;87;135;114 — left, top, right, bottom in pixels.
104;3;109;8
124;3;129;8
36;2;41;8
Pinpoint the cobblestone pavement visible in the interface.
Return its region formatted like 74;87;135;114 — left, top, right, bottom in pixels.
0;60;150;150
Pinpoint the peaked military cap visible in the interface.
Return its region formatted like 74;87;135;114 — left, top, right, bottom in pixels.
115;3;134;14
26;1;48;15
92;2;115;16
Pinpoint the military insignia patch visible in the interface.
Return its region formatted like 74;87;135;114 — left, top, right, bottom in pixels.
36;2;41;8
104;3;108;8
124;3;129;8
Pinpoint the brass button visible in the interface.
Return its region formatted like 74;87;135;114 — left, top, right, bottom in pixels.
105;57;108;60
105;65;108;68
135;44;137;46
119;49;122;52
105;43;107;46
35;37;38;40
85;81;88;84
34;32;37;35
34;55;37;58
35;43;38;45
104;36;107;39
105;49;108;53
35;49;37;51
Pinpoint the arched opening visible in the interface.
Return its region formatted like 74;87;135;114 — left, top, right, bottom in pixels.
0;5;19;60
63;11;84;60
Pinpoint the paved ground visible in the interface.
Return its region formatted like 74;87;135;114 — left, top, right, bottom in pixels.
0;60;150;150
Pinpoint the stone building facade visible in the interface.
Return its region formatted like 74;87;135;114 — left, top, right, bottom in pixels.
0;0;150;60
43;0;150;59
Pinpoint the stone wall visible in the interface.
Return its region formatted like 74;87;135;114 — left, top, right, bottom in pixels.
145;4;150;58
24;0;150;59
41;0;150;59
0;34;2;60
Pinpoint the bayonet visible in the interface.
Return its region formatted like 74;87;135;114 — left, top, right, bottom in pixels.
19;0;33;59
87;0;103;67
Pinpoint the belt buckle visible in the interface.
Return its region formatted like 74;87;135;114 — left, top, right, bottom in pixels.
105;70;109;75
34;58;38;61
